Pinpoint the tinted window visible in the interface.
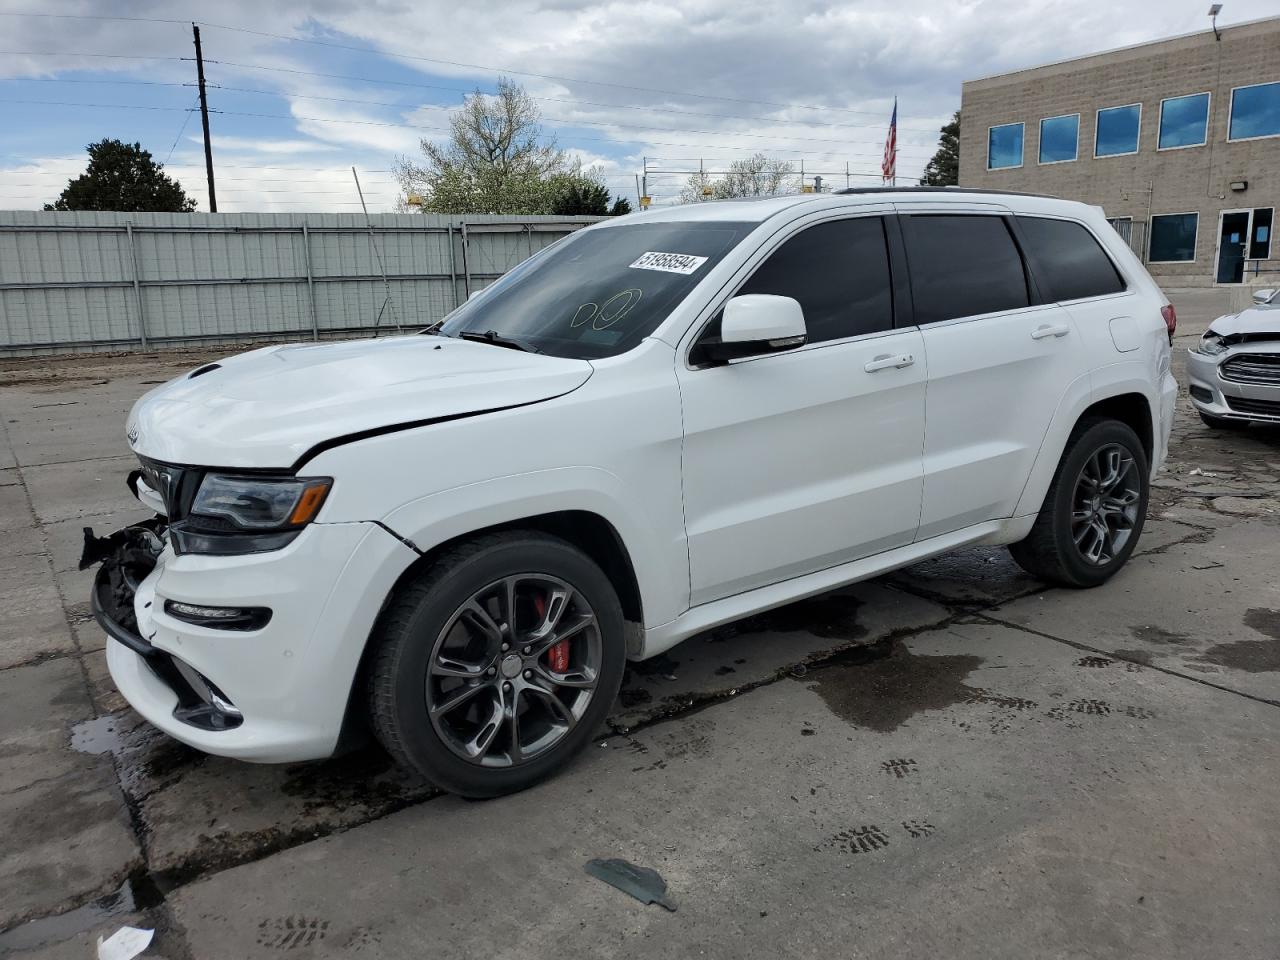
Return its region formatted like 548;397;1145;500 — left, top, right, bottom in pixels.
1018;217;1125;301
1159;93;1209;148
440;220;754;359
901;216;1029;324
1250;208;1273;260
736;217;894;343
1149;213;1198;262
1039;115;1079;163
1230;82;1280;140
1095;104;1140;156
988;123;1024;169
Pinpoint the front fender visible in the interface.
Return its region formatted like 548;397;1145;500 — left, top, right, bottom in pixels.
381;466;688;629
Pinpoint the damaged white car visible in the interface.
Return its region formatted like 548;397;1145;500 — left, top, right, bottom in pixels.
83;189;1177;797
1188;287;1280;428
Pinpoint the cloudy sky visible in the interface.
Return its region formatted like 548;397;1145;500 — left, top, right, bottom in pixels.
0;1;1273;212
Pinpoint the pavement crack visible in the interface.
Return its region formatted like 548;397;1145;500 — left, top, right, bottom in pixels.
979;613;1280;709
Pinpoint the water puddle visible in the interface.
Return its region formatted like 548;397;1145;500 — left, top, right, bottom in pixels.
805;641;985;732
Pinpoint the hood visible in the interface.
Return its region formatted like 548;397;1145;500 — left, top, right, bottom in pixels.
126;335;593;469
1208;302;1280;338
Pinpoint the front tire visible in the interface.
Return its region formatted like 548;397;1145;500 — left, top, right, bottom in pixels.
367;531;625;798
1009;418;1149;588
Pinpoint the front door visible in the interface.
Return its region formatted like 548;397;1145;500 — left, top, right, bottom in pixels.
677;214;926;606
1217;211;1251;284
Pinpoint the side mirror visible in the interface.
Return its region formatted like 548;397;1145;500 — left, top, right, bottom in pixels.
700;294;806;364
1252;289;1276;305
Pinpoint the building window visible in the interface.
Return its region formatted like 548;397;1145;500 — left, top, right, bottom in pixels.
1149;213;1198;263
1107;216;1134;246
1038;114;1079;163
1229;82;1280;141
1250;208;1273;261
987;123;1024;170
1095;103;1141;157
1158;93;1210;149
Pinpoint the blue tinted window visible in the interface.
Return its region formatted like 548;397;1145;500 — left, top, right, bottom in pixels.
1039;115;1079;163
1230;82;1280;140
1095;104;1140;156
1149;214;1198;262
988;123;1024;169
1159;93;1209;148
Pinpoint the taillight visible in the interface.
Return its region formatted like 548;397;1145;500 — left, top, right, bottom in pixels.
1161;304;1176;341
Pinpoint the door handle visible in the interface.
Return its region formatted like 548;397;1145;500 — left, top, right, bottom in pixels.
1031;323;1071;340
864;353;915;372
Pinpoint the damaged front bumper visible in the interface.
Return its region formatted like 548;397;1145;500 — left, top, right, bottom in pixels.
82;480;421;763
83;521;245;732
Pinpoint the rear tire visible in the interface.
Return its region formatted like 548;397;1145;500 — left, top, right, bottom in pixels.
1009;418;1149;588
367;531;625;798
1199;411;1247;430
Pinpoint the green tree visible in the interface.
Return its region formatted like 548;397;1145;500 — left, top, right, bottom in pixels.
44;139;197;212
608;196;632;216
921;111;960;187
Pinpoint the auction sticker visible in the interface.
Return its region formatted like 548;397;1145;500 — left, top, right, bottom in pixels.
629;251;709;275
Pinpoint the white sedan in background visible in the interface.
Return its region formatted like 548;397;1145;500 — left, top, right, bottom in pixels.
1188;288;1280;428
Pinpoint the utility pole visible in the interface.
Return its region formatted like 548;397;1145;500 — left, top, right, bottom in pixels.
192;24;217;212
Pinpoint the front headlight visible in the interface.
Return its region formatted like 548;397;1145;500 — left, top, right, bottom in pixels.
172;474;332;555
1198;331;1227;355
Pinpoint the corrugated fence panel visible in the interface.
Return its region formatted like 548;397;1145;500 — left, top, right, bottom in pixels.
0;212;601;354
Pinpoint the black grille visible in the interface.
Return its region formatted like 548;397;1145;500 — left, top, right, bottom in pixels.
1221;354;1280;385
138;458;202;520
1225;395;1280;418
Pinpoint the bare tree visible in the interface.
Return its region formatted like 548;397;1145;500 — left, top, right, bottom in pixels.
396;78;567;214
680;154;798;203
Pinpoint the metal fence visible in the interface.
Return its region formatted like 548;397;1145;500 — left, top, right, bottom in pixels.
0;212;601;355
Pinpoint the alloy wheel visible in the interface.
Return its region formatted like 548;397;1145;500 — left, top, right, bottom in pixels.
1070;443;1141;566
425;575;601;767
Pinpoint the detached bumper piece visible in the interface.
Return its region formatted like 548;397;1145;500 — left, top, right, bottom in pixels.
82;521;244;732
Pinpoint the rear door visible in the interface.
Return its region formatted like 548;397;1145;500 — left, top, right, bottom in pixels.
897;206;1089;540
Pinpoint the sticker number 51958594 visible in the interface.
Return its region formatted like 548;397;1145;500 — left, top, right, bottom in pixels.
628;251;709;275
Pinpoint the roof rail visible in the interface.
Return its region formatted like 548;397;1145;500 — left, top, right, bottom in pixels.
832;186;1054;199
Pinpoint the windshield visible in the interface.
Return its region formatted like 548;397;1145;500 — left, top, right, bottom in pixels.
438;220;756;359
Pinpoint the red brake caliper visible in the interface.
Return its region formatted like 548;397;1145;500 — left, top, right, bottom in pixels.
536;593;571;672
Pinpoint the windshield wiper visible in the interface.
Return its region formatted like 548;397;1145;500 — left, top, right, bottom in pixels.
455;330;541;354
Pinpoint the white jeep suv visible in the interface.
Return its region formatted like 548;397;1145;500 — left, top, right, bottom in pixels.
86;189;1178;797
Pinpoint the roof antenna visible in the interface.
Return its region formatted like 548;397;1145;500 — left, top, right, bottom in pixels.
1208;3;1222;40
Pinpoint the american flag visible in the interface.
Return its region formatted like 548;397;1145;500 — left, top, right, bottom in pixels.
881;99;898;184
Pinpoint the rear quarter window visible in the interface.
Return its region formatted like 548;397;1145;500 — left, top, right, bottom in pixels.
1017;216;1126;302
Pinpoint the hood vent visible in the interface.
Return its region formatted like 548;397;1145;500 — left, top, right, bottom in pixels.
189;363;221;379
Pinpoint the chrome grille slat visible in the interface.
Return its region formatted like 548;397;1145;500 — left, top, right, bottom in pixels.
1220;353;1280;385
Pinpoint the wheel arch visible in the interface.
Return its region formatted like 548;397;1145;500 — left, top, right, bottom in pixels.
334;508;648;755
1014;378;1157;519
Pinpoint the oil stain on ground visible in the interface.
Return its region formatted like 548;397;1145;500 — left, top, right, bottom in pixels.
805;641;985;733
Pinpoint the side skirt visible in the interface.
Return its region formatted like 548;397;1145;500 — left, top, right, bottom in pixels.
639;516;1036;659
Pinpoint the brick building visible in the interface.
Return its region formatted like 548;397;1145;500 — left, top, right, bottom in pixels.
959;15;1279;287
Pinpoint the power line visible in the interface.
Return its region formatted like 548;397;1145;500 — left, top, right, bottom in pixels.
0;51;186;61
197;84;930;151
203;62;944;135
0;97;927;161
0;14;921;121
193;20;899;119
164;98;200;164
